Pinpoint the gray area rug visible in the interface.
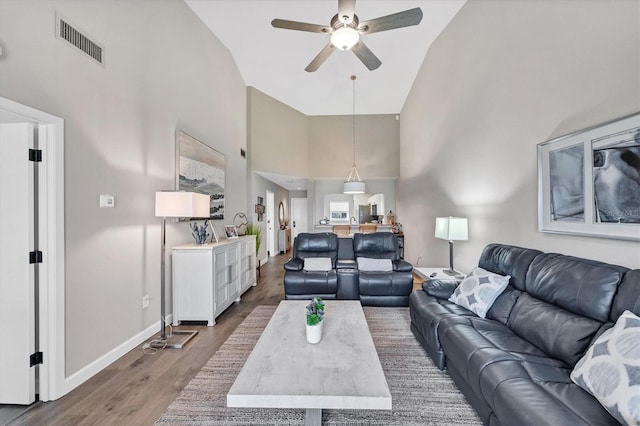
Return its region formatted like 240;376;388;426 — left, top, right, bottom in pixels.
156;305;481;425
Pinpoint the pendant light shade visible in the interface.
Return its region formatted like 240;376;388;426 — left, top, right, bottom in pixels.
344;75;365;194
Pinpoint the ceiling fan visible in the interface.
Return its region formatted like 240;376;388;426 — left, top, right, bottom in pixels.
271;0;423;72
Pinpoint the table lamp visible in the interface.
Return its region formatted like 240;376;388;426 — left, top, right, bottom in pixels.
154;191;210;348
435;217;468;275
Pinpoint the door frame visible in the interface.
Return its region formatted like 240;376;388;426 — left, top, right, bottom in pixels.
290;197;308;242
266;190;275;258
0;97;65;401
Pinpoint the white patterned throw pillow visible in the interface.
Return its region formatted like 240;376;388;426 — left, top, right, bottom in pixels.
448;267;510;318
570;310;640;426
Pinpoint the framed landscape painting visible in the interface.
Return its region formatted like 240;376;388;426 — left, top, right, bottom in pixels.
176;130;225;220
537;113;640;241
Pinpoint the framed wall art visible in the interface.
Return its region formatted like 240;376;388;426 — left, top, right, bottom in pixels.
537;112;640;241
224;225;238;239
176;130;225;220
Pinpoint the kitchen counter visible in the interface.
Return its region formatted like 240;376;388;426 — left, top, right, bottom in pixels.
314;224;393;233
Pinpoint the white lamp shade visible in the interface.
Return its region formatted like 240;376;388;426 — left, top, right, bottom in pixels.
435;217;468;241
343;180;366;194
331;27;359;50
155;191;210;218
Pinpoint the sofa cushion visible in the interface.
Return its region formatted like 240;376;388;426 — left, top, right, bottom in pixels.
409;290;476;370
571;310;640;425
481;360;619;426
485;285;521;325
526;253;627;322
508;293;603;366
353;232;399;260
422;278;459;299
303;257;332;271
611;269;640;321
478;243;543;291
448;267;510;318
357;257;392;272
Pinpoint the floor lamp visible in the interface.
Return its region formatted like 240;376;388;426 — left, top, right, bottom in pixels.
435;217;468;276
154;191;210;349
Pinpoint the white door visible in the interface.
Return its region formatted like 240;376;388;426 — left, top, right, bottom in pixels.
266;190;275;258
0;123;37;404
290;198;308;243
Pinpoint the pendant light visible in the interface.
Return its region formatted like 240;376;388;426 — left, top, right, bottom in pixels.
344;75;366;194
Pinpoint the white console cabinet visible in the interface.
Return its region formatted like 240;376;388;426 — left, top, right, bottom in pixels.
172;235;256;326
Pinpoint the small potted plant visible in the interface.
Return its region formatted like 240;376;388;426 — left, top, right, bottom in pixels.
305;297;325;344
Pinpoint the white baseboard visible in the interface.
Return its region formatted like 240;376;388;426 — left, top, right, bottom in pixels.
61;315;172;395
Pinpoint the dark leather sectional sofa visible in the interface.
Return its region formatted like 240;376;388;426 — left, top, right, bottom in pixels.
410;243;639;425
284;232;413;306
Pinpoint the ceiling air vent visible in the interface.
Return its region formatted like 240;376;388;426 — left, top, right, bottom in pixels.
55;13;104;66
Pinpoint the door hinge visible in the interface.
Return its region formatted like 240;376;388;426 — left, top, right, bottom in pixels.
29;149;42;162
30;352;43;367
29;250;43;264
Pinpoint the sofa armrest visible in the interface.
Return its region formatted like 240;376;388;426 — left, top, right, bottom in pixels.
422;278;459;299
393;259;413;272
284;258;304;271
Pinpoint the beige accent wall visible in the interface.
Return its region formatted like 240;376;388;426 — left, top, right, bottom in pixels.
0;0;247;375
398;0;640;271
309;114;399;178
247;87;309;177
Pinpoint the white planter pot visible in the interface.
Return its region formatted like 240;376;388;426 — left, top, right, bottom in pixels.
306;321;323;344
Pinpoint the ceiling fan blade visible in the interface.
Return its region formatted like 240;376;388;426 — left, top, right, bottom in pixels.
305;43;336;72
358;7;423;34
351;41;381;71
271;19;331;34
338;0;356;24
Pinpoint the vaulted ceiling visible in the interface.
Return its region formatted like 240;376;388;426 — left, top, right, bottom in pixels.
186;0;466;116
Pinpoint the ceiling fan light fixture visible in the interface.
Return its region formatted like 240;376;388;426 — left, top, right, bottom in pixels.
330;26;359;51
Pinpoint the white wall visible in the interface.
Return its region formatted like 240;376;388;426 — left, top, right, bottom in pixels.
0;0;247;375
398;0;640;270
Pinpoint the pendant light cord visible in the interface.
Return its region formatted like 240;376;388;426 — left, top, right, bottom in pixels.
351;74;356;167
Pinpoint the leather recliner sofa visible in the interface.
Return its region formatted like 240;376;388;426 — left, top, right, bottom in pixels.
284;232;413;306
353;232;413;307
283;232;339;300
410;243;640;425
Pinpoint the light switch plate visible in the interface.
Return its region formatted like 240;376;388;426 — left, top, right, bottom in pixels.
99;194;115;208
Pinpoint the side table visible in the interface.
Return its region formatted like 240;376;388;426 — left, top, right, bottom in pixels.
414;267;465;282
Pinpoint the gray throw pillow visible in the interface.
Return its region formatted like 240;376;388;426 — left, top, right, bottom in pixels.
357;257;393;272
570;310;640;425
448;267;510;318
303;257;332;272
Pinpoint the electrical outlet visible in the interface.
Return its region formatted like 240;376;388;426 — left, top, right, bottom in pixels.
142;294;150;309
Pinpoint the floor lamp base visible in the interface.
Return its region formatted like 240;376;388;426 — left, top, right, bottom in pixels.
150;329;199;349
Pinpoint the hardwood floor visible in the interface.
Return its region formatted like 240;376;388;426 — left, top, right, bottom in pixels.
0;254;289;426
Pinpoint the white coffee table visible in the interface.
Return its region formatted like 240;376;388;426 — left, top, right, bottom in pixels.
227;300;391;425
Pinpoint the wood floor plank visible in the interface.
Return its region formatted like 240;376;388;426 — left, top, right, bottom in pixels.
1;254;288;426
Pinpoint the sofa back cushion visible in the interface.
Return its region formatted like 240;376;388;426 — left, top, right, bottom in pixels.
353;232;399;260
509;293;603;366
610;269;640;321
293;233;339;266
478;244;542;291
525;253;627;322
